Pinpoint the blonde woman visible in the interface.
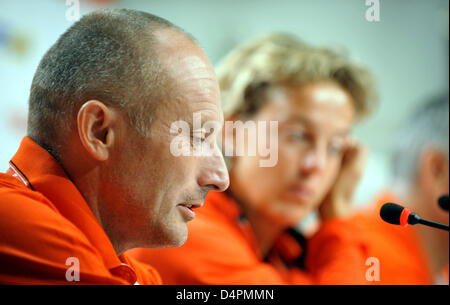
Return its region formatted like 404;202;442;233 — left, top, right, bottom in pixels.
128;32;378;284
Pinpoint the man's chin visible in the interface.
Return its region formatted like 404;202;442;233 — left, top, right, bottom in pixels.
158;225;188;248
167;233;188;248
133;221;189;249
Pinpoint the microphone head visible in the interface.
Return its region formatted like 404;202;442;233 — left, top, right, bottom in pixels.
380;203;404;225
438;195;449;211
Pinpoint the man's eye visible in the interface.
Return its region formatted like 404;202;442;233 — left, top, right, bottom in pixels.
192;129;207;142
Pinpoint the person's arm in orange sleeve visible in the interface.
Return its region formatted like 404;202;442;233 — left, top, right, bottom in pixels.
305;218;369;284
215;219;369;285
0;191;128;284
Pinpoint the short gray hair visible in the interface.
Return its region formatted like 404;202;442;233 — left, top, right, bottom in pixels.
391;93;449;189
27;8;188;155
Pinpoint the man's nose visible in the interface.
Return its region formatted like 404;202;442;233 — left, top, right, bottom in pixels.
197;152;230;192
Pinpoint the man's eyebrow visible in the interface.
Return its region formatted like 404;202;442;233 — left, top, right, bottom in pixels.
188;117;220;131
200;110;222;126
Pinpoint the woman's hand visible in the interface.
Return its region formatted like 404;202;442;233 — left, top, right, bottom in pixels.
318;138;368;221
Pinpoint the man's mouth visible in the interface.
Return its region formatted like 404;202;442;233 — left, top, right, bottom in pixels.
178;201;203;210
176;201;204;221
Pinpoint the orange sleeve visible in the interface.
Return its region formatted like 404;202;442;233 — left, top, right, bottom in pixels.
305;218;369;284
0;190;128;284
128;215;369;284
349;212;435;285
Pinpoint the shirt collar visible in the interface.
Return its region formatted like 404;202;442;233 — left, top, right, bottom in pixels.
205;190;263;257
206;190;305;265
9;136;127;274
206;190;246;224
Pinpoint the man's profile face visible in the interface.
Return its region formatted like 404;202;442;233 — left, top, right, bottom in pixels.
102;29;229;250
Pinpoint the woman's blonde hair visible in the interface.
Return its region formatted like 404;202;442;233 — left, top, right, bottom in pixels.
216;32;378;121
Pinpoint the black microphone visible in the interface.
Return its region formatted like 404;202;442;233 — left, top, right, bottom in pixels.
380;202;449;231
438;195;449;212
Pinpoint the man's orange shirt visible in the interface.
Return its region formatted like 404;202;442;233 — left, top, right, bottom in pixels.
0;137;161;284
351;192;448;285
128;191;371;284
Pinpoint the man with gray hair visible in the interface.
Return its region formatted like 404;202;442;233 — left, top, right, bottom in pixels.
0;9;229;284
353;93;449;284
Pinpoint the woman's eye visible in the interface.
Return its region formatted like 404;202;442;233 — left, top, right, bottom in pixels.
288;131;306;142
328;139;345;154
328;145;341;154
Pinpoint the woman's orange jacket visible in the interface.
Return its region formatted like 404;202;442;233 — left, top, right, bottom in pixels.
128;191;371;284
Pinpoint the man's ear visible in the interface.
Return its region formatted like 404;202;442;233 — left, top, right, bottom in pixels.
419;148;449;195
77;100;117;161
